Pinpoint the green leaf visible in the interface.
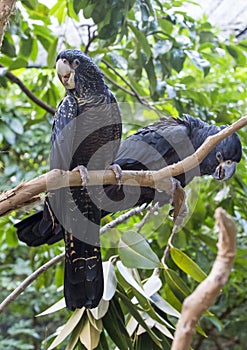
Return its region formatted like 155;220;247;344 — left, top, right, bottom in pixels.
116;290;163;348
186;50;211;76
10;118;24;135
182;89;211;107
1;36;16;57
20;37;33;58
87;311;103;332
30;38;38;62
102;261;117;300
103;298;134;350
129;24;152;62
163;268;191;302
143;275;162;297
36;298;65;316
158;18;173;35
83;3;95;19
154;40;173;58
150;293;180;318
65;319;85;350
9;58;28;70
117;261;149;299
80;317;101;350
89;299;109;320
50;0;66;24
171;48;185;72
47;308;85;350
144;57;157;99
67;0;79;21
170;247;207;282
0;123;16;144
98;24;117;40
226;45;247;66
199;31;215;44
47;38;58;68
22;0;38;9
6;229;18;247
118;231;161;269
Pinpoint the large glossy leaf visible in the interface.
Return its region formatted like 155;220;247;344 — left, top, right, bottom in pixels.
80;317;101;350
47;308;85;350
226;45;247;66
186;50;211;76
116;290;163;348
87;311;103;332
150;293;180;318
129;24;152;61
9;58;28;70
89;299;109;320
171;48;185;72
65;319;85;350
143;275;162;297
163;267;191;302
36;298;65;316
10;118;24;135
170;247;207;282
118;231;161;269
117;262;151;312
103;298;134;350
102;261;117;300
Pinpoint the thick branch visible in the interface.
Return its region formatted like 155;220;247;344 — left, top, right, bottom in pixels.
171;208;236;350
0;64;56;115
0;0;16;48
1;116;246;217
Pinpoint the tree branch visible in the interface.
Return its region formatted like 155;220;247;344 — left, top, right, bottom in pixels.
101;59;162;117
0;205;147;313
1;116;246;217
0;64;56;115
171;207;236;350
0;252;64;313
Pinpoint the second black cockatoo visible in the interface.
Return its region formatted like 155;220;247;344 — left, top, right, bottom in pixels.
15;115;241;306
21;50;122;311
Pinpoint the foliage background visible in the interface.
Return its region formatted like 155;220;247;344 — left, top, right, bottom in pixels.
0;0;247;349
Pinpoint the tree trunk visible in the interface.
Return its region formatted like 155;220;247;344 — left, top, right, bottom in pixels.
0;0;16;49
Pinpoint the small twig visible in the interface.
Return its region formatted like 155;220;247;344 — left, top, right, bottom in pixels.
101;59;162;116
104;72;136;97
0;205;147;312
84;30;97;54
171;208;236;350
0;64;56;115
101;204;147;235
136;203;160;233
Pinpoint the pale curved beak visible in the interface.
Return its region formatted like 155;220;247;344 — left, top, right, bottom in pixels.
56;58;75;89
212;161;237;181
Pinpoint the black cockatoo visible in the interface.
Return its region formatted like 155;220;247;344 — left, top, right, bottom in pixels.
15;115;241;301
22;50;122;311
102;115;242;213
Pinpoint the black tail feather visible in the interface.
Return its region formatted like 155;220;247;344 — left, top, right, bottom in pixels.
15;210;63;247
64;232;103;310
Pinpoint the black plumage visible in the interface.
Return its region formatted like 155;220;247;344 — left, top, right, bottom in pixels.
102;115;242;213
15;115;241;297
18;50;122;311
